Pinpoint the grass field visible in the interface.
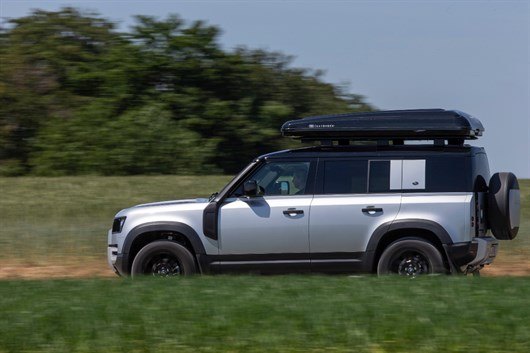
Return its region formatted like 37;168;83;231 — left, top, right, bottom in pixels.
0;176;231;270
0;176;528;276
1;276;530;353
0;177;529;352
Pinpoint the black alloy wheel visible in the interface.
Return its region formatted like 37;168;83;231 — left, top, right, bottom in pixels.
377;238;446;277
147;253;182;277
131;240;197;278
392;251;430;276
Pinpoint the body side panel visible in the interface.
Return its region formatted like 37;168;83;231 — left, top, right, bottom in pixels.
217;195;312;255
309;194;402;253
396;192;473;243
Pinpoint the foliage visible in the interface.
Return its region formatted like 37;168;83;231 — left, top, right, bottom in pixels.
30;101;219;175
0;8;373;176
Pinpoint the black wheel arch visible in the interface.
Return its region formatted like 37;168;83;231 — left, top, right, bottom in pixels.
120;222;206;275
364;219;454;273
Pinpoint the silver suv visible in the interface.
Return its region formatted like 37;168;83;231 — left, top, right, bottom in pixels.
107;109;521;277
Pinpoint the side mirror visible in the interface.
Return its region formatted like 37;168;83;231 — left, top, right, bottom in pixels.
243;180;258;197
279;181;290;195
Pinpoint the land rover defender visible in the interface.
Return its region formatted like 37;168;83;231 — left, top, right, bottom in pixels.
107;109;520;277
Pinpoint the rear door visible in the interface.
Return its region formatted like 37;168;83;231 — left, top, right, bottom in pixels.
309;159;402;272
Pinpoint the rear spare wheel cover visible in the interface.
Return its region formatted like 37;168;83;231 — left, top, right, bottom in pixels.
488;172;520;240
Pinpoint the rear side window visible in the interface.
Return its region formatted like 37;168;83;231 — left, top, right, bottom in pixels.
323;160;368;194
321;159;392;194
319;156;472;194
369;161;391;193
472;153;490;192
426;157;471;192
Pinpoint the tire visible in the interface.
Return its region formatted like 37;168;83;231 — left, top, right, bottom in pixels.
131;240;197;278
488;172;520;240
377;238;446;276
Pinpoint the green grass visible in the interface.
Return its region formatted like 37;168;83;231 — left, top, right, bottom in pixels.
0;176;527;268
0;177;529;352
1;276;530;353
0;176;231;265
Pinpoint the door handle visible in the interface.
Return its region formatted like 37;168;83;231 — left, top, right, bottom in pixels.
283;208;304;216
362;206;383;214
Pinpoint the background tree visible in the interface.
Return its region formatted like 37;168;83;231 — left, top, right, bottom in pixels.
0;8;373;176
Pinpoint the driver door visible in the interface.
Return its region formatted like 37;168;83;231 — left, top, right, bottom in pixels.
216;159;316;273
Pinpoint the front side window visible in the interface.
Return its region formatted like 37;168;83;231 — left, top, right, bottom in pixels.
232;161;311;197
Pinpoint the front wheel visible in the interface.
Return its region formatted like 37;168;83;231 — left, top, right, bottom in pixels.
377;238;446;276
131;240;197;278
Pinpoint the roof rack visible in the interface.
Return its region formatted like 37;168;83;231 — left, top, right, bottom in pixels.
281;109;484;145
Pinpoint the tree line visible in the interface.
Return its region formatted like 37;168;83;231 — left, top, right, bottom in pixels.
0;8;373;176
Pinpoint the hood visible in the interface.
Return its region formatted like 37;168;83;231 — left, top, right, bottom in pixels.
134;198;209;208
114;197;209;218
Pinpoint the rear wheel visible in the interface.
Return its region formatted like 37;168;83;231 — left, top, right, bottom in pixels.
131;240;197;278
377;238;446;276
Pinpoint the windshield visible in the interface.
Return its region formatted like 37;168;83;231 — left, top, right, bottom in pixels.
229;161;310;197
214;161;258;199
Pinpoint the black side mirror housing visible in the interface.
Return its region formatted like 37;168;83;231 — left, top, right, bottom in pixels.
243;180;259;197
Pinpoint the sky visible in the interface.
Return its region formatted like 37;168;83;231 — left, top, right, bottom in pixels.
1;0;529;177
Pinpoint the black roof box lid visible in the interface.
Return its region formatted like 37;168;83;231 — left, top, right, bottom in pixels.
281;109;484;140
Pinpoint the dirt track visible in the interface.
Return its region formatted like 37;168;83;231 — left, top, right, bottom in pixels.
481;260;530;277
0;260;116;280
1;259;529;279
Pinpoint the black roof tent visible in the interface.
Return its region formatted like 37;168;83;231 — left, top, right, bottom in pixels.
281;109;484;145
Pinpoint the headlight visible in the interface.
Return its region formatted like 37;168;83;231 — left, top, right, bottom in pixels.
112;217;126;233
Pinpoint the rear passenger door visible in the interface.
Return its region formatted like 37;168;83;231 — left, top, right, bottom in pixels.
309;159;402;272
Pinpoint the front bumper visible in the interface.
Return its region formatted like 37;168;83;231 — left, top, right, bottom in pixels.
107;228;121;276
107;244;118;268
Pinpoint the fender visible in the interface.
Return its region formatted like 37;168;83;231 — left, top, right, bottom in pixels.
363;219;454;272
116;222;207;275
122;222;207;255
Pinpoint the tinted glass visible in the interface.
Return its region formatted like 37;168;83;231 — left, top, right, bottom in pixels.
323;160;368;194
232;161;311;196
426;157;471;192
369;161;390;193
471;153;490;192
